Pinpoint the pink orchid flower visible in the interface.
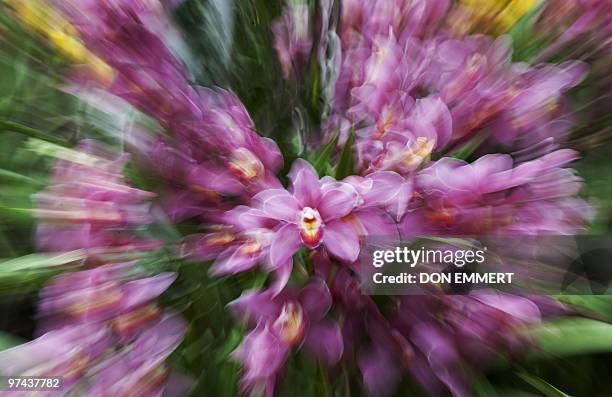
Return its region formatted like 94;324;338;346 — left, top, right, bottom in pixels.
252;160;361;268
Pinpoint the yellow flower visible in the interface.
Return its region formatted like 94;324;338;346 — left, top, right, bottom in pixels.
451;0;537;35
5;0;114;84
494;0;537;33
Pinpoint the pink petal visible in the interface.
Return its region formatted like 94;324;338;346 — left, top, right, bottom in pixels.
270;223;301;269
303;320;344;365
323;220;360;262
233;322;289;383
224;206;272;229
187;164;244;195
298;278;332;321
364;172;413;219
353;209;399;240
410;96;452;149
288;159;321;207
228;290;279;325
359;344;401;397
472;292;541;323
209;245;260;276
318;182;359;221
361;172;403;205
252;189;300;222
269;260;293;295
122;273;177;311
257;137;284;172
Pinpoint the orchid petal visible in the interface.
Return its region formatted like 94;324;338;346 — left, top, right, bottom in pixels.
288;159;321;207
269;260;293;296
298;278;332;321
303;320;344;365
252;189;300;223
323;220;360;262
210;245;261;276
228;290;279;325
122;272;177;310
318;182;359;221
270;223;301;270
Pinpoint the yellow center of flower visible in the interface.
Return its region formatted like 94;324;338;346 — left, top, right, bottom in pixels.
240;240;262;256
112;304;161;337
425;205;458;228
274;302;305;346
205;228;237;247
400;137;435;171
67;282;124;316
228;148;264;181
298;207;324;248
376;109;396;138
239;229;271;256
366;44;388;84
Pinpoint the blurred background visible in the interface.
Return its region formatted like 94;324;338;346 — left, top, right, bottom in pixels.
0;0;612;396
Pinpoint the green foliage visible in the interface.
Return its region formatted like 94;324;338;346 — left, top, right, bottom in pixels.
526;317;612;357
334;127;355;179
508;1;548;63
0;251;84;294
0;331;22;350
450;130;491;161
517;373;572;397
310;132;338;176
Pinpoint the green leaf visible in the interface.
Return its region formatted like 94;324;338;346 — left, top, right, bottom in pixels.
318;363;332;397
0;121;66;146
334;127;355;179
496;389;541;397
0;332;23;351
508;0;547;63
473;376;499;397
450;130;490;160
0;206;34;223
311;133;338;175
517;373;572;397
219;328;243;359
554;295;612;321
0;168;43;186
0;250;85;272
26;138;97;163
0;251;84;295
525;317;612;357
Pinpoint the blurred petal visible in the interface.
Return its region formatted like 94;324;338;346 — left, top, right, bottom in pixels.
359;344;401;397
323;220;360;262
269;260;293;296
318;182;359;221
270;223;301;269
253;189;300;222
210;245;261;276
229;290;278;325
303;320;344;365
288;159;322;207
122;272;177;311
298;278;332;321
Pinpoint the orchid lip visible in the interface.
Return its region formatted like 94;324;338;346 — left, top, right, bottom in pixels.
298;206;324;248
113;304;161;337
239;228;272;256
205;228;236;247
228;148;264;180
67;283;124;316
273;301;305;347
